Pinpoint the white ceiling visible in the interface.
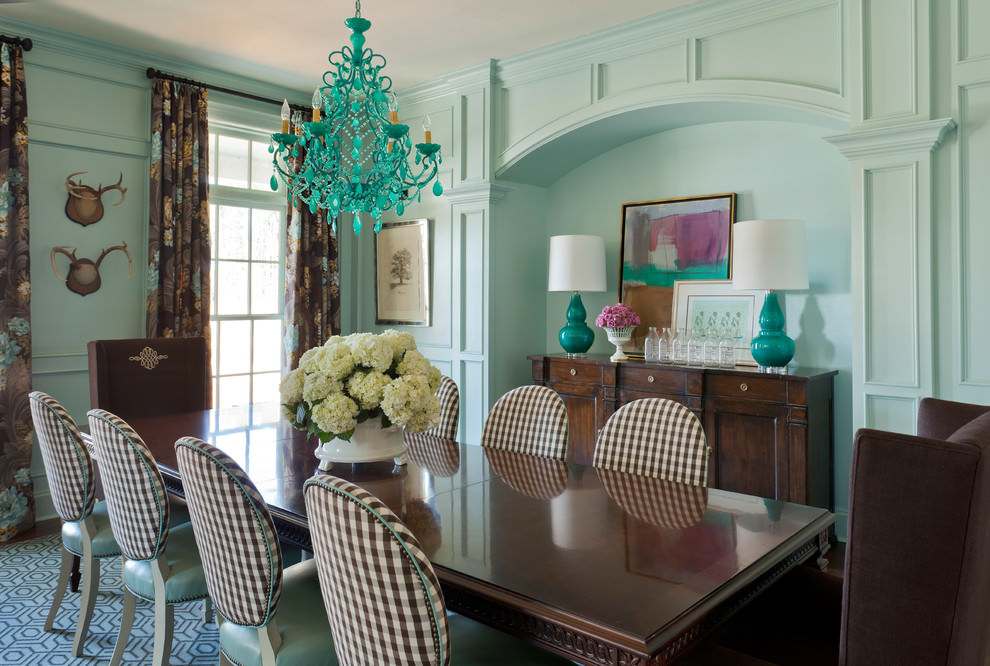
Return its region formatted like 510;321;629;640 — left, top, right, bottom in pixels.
1;0;703;92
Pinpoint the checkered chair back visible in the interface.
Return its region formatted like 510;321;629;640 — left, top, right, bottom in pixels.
304;474;450;666
87;409;171;561
598;469;708;528
174;437;282;628
405;433;460;477
30;391;95;523
423;375;459;440
593;398;709;486
485;448;568;499
481;385;569;460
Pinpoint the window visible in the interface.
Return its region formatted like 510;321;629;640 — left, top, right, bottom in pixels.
208;103;285;409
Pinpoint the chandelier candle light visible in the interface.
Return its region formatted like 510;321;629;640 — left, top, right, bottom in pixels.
596;303;641;363
270;0;443;235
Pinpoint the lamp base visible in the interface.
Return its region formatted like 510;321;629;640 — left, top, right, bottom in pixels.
558;293;595;355
750;291;795;369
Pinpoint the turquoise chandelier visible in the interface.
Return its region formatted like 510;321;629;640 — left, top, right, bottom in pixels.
270;0;443;234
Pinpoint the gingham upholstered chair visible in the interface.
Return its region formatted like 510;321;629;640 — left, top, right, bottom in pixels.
304;474;573;665
174;437;337;666
480;385;569;460
597;469;707;529
405;434;460;477
86;408;210;666
29;391;122;657
485;447;568;499
423;375;459;440
593;398;709;486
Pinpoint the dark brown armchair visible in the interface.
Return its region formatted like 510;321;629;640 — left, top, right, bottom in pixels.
689;397;990;666
87;337;211;420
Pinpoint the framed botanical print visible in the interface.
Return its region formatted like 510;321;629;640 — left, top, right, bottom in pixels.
671;279;764;365
375;218;430;326
619;193;736;351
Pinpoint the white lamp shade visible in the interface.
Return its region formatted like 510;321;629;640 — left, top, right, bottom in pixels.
731;219;809;291
547;235;607;292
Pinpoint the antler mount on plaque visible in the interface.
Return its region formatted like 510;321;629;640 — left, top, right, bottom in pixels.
50;242;133;296
64;171;127;225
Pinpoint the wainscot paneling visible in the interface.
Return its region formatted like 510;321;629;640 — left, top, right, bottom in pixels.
864;164;919;388
501;67;592;148
957;83;990;385
956;0;990;62
696;3;841;94
857;0;928;124
865;394;917;433
599;42;688;99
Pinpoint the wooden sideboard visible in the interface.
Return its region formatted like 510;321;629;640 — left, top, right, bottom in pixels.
529;354;837;509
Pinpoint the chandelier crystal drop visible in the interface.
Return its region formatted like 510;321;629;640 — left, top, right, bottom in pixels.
269;0;443;234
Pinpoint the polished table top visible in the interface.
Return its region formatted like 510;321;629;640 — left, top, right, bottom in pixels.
123;404;835;665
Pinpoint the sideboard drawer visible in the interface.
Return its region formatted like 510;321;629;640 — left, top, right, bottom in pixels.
620;366;684;393
706;374;786;402
548;361;600;384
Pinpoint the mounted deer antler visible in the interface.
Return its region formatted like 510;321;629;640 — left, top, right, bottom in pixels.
64;171;127;225
50;241;133;296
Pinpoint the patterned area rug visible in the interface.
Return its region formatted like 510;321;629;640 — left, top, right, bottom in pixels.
0;533;219;665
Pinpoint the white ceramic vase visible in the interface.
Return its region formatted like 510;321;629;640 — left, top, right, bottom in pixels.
605;326;635;362
315;419;408;471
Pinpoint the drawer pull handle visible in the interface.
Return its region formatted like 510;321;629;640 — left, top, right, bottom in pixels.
740;383;748;392
647;375;655;383
569;368;577;376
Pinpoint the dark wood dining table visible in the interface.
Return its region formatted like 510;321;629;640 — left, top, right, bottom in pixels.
115;403;835;666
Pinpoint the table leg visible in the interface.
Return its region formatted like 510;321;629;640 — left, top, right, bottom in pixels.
815;529;832;572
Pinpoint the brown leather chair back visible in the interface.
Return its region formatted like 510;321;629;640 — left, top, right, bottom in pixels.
841;409;990;665
87;337;211;420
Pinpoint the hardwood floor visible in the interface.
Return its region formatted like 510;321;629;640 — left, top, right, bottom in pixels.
6;517;61;544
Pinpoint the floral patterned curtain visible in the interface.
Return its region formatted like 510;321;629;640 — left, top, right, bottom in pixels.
0;42;33;541
283;202;340;371
147;78;211;341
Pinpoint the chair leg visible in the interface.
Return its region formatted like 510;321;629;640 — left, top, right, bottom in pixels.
152;556;174;666
45;547;73;631
109;588;136;666
152;599;175;666
71;556;100;657
201;597;213;624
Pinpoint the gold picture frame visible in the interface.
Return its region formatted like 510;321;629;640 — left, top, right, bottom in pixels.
619;193;736;352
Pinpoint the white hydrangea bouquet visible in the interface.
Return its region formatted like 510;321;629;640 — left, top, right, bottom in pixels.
281;330;442;443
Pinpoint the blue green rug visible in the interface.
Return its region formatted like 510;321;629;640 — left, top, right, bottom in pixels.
0;533;219;665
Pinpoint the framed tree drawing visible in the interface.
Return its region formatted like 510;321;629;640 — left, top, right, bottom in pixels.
375;218;431;325
619;193;736;352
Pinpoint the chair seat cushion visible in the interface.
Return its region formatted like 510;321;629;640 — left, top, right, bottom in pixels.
123;521;209;604
62;500;120;558
219;558;337;666
448;612;573;664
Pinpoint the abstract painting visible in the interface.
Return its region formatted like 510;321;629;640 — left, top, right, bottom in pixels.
619;193;736;351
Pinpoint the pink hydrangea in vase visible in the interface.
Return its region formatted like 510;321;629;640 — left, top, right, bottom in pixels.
595;303;640;362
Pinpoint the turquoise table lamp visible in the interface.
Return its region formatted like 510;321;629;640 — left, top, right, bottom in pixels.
548;235;607;356
731;220;808;370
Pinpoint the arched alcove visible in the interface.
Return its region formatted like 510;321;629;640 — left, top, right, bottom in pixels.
497;97;849;187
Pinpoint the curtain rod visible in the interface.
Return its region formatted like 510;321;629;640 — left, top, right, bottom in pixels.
0;35;33;51
146;68;308;114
